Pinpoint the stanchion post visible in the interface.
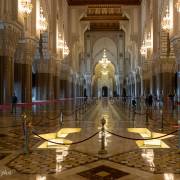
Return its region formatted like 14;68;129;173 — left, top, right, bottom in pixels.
59;112;63;126
160;109;164;131
85;102;87;112
81;103;83;114
78;105;80;117
129;107;131;119
178;119;180;150
98;118;107;155
75;108;78;121
146;108;149;125
83;102;86;113
22;112;31;154
132;107;135;121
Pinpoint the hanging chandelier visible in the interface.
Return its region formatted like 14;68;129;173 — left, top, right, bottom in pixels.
39;7;48;31
19;0;33;15
140;40;147;56
57;33;64;49
99;49;110;68
176;0;180;12
101;70;108;75
63;41;70;57
57;32;70;58
161;7;171;31
145;32;152;48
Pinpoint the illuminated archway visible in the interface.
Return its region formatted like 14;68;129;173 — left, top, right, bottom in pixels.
92;62;115;97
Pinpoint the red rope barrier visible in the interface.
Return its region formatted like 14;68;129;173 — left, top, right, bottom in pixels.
0;97;86;110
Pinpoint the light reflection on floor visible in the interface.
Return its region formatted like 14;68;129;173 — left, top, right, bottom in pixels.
0;101;179;179
98;131;111;147
36;175;46;180
56;148;69;173
141;149;155;172
34;128;81;149
164;173;175;180
128;128;173;148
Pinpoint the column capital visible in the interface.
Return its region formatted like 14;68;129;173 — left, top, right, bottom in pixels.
0;20;22;57
153;60;176;74
15;37;38;65
36;62;49;74
170;35;180;64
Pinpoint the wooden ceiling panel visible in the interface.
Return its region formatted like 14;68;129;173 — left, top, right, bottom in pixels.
67;0;141;6
90;22;120;31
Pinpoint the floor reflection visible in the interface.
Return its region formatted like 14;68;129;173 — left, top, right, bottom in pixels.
164;173;174;180
56;148;69;173
128;128;172;148
0;100;179;179
141;149;155;172
35;128;81;148
36;175;46;180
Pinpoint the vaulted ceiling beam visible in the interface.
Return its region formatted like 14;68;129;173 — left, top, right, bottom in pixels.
67;0;141;6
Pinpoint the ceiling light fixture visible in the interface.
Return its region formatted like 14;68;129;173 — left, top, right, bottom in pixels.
140;40;147;56
99;49;110;68
176;0;180;12
39;7;48;32
63;41;70;57
57;33;64;50
19;0;33;16
161;7;171;31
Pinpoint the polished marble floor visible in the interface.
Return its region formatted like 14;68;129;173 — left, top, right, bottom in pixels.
0;100;179;179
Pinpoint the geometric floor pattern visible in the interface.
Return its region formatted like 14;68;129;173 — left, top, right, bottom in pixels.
0;153;10;160
0;103;180;179
6;148;180;175
7;150;99;174
0;130;39;151
108;148;180;174
78;165;129;180
1;118;61;151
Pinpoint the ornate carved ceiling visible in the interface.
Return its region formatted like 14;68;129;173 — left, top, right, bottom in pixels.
90;23;120;31
67;0;141;6
80;5;128;31
80;5;129;22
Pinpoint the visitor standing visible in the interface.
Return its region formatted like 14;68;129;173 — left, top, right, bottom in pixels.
11;93;18;114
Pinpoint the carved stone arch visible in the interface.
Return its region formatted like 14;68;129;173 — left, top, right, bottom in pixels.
92;37;118;71
92;36;117;50
120;24;128;35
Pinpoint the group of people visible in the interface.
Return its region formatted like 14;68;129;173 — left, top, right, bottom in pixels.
8;92;177;114
130;93;175;110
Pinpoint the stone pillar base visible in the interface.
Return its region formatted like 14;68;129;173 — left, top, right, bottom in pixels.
0;56;13;104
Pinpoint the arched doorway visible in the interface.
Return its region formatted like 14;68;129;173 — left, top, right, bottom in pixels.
102;86;108;97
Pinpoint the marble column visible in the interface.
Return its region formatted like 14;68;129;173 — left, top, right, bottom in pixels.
54;74;60;99
59;79;66;99
154;61;176;96
143;79;150;95
171;36;180;101
14;38;37;103
48;70;54;100
35;62;47;100
0;21;21;104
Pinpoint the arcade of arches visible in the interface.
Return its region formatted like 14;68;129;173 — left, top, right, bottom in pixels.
0;0;180;180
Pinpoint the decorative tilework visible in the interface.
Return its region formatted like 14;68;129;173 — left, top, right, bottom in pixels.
7;150;99;174
0;153;10;160
78;165;129;179
108;149;180;174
